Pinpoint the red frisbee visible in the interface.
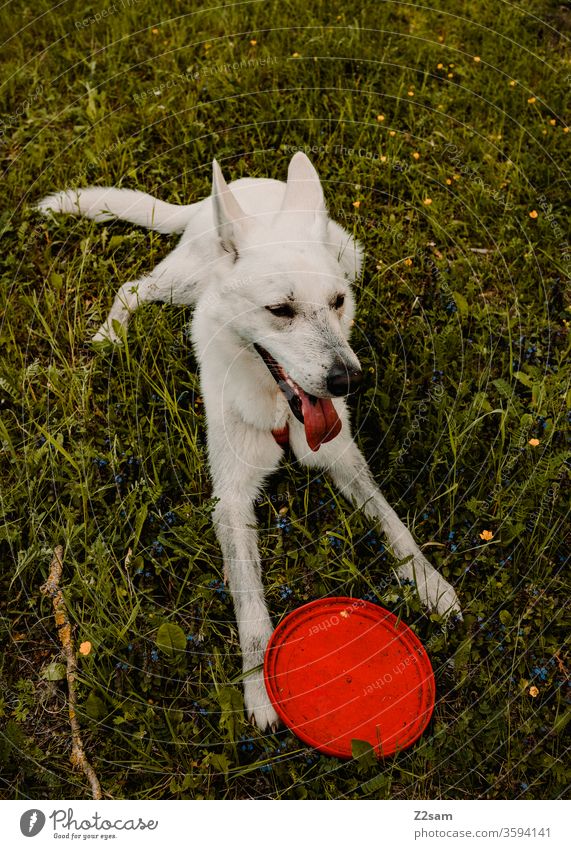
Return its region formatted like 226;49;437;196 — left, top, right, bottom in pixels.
264;597;435;759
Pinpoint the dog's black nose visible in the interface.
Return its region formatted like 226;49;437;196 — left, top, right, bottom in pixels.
326;363;363;396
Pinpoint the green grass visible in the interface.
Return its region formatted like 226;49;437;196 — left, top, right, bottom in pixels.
1;0;569;800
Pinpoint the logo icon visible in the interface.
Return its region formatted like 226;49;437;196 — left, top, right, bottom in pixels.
20;810;46;837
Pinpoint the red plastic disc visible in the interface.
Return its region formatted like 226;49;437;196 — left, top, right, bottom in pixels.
264;597;435;759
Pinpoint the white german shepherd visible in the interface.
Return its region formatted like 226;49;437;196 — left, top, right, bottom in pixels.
38;153;461;730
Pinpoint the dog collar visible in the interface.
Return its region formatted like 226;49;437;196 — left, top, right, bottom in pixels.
271;422;290;448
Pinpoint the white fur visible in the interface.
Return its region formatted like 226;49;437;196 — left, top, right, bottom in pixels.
38;153;461;731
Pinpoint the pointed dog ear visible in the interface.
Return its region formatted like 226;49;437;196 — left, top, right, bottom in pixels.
212;159;247;258
280;152;326;217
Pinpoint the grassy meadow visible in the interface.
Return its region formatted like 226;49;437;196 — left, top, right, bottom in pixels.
0;0;569;799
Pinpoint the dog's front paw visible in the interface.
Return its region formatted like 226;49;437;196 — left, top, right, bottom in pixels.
399;555;462;620
92;323;122;345
426;575;462;619
243;671;280;732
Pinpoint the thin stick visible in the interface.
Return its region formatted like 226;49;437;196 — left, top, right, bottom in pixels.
41;545;102;800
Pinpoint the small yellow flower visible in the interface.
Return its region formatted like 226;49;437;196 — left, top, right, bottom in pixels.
473;56;481;62
151;27;159;34
447;73;454;79
449;63;455;68
564;127;569;133
292;51;300;58
453;174;461;180
437;35;444;42
352;200;361;208
529;210;538;219
407;90;415;96
529;686;539;698
437;63;444;70
412;151;420;160
509;79;516;87
380;155;387;162
423;197;433;205
549;118;556;126
389;130;396;136
404;258;413;266
79;641;92;656
250;39;257;46
528;438;540;446
479;530;493;541
527;96;536;104
376;114;385;122
446;178;453;185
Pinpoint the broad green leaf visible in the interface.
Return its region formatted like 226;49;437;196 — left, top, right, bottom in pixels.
156;622;187;657
217;685;244;740
553;708;571;736
514;370;533;388
362;773;390;794
452;291;469;316
351;738;377;763
42;662;66;681
85;692;106;720
132;503;148;549
209;752;232;777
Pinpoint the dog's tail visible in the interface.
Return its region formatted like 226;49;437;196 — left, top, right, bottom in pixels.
36;187;194;234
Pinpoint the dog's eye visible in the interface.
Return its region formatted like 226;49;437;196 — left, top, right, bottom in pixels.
266;304;295;318
333;293;345;309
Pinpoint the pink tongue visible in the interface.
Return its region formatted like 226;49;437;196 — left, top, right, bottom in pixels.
299;389;342;451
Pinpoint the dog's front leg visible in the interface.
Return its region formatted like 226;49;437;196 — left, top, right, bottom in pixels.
212;496;279;730
289;414;461;618
207;419;283;731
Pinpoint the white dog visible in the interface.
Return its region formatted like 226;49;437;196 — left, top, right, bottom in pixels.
38;153;461;730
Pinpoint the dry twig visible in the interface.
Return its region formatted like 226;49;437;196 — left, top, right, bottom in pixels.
41;545;102;799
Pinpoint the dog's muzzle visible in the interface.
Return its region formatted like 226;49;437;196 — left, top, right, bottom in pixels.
253;343;345;451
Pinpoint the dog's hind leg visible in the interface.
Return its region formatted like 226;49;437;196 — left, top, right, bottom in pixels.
91;275;157;343
207;418;283;731
91;256;184;343
289;414;461;618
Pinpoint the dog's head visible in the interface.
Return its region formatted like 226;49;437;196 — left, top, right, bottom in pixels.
204;152;364;450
